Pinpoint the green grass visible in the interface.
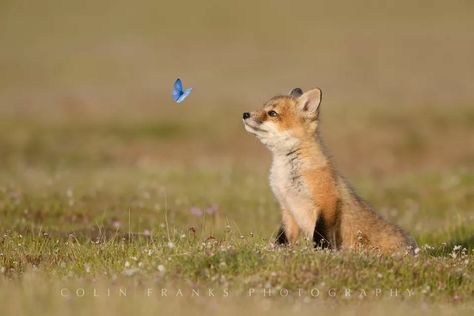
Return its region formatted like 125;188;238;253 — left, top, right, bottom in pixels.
0;129;473;315
1;230;473;295
1;166;473;310
1;0;474;315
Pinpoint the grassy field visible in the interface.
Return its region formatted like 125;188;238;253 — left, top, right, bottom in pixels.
1;1;473;315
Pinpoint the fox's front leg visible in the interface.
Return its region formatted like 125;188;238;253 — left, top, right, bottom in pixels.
276;209;300;244
313;215;331;249
296;207;332;249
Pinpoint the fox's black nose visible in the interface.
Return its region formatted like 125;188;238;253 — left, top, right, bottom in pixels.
243;112;250;119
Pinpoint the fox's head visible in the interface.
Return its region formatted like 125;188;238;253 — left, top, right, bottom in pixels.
242;87;322;153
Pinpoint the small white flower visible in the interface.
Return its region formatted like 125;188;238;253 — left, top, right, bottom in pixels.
157;265;166;273
167;241;175;249
124;261;130;268
414;248;421;255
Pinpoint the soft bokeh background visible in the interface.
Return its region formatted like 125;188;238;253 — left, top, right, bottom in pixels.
0;1;473;314
1;0;472;233
2;0;473;168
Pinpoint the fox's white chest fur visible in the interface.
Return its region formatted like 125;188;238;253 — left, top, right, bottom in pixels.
269;154;318;237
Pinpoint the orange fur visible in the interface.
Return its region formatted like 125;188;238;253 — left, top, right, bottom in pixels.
282;209;300;243
243;87;416;254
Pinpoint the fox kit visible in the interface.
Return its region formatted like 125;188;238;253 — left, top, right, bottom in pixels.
243;87;416;254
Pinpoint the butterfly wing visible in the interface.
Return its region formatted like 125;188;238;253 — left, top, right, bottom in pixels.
172;78;183;101
176;87;192;103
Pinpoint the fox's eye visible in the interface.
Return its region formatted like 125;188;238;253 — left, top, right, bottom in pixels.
268;110;278;117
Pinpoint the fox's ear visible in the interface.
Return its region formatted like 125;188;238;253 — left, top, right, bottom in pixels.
289;88;303;98
297;88;322;118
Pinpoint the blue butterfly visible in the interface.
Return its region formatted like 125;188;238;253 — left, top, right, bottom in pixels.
172;78;192;103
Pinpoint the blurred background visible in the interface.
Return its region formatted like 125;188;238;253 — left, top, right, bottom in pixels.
0;0;473;238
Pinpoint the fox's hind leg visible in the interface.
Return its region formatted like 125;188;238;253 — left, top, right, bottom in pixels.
276;209;300;244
